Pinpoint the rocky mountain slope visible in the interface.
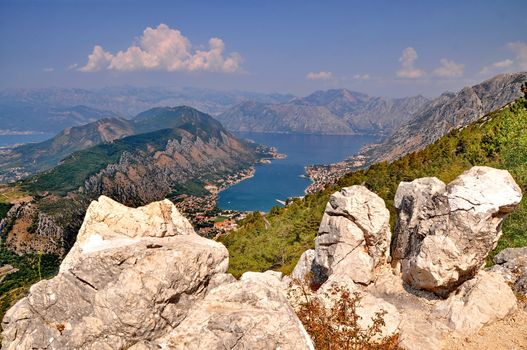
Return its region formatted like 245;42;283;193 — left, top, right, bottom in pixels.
0;106;264;183
3;167;526;349
22;106;264;200
220;97;527;279
0;118;135;182
217;89;428;135
369;72;527;162
0;106;272;258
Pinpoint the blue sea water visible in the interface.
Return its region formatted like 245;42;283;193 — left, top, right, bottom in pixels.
218;132;379;212
0;134;54;147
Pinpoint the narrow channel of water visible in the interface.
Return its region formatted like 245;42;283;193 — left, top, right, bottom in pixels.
218;132;379;212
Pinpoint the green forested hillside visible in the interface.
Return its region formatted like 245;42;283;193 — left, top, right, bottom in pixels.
219;98;527;277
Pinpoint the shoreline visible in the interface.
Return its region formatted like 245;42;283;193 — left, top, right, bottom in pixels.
174;151;285;236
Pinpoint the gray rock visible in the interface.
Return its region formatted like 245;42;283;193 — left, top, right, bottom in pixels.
391;177;446;271
432;271;517;337
2;234;229;350
392;166;522;295
2;196;314;349
151;272;315;349
315;186;391;285
291;249;316;282
490;247;527;297
494;247;527;264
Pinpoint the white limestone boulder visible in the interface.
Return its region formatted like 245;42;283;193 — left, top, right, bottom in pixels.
391;166;522;295
314;186;391;285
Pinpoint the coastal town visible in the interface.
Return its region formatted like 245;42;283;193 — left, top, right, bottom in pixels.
304;154;368;193
304;142;380;193
172;141;380;237
173;146;286;237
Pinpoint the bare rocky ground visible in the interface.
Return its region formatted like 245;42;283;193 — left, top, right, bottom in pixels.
442;304;527;350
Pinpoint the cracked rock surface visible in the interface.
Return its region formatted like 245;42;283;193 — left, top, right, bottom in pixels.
314;185;391;285
2;196;313;350
489;247;527;298
391;166;522;295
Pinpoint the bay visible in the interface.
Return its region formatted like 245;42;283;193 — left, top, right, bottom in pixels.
0;133;54;147
218;132;379;212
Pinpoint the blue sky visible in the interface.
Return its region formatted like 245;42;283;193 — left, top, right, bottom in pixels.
1;0;526;97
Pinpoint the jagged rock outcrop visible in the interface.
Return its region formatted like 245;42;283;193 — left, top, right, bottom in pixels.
148;271;314;350
314;185;391;285
0;202;66;255
489;247;527;297
291;249;316;282
370;72;527;163
2;196;313;350
391;166;522;295
433;271;517;336
289;166;523;349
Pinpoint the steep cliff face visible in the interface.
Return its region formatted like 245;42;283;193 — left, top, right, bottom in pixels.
217;89;428;135
370;72;527;162
83;128;259;207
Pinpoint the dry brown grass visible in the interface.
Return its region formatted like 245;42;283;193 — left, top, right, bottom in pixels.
295;281;400;350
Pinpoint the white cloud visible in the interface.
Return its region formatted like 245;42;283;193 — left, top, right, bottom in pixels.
79;45;113;72
43;67;54;72
67;63;79;70
353;74;370;80
306;71;333;80
433;58;464;78
396;47;425;78
78;24;242;73
507;42;527;70
480;59;514;75
479;41;527;75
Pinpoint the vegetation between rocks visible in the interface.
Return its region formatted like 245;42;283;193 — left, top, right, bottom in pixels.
295;282;400;350
220;98;527;277
0;242;60;329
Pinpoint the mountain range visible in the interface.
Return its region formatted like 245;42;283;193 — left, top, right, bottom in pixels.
21;106;268;203
0;87;295;134
367;72;527;163
217;89;429;135
0;106;272;183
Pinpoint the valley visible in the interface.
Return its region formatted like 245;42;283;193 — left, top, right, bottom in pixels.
2;3;527;348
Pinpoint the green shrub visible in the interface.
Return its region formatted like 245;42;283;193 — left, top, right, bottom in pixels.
221;99;527;276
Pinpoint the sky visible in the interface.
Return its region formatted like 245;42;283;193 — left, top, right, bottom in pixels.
1;0;526;98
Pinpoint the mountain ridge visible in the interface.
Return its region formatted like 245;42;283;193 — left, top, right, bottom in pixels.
0;106;242;183
368;72;527;163
217;89;429;136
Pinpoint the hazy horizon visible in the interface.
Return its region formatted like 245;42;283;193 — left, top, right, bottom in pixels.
1;0;526;98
